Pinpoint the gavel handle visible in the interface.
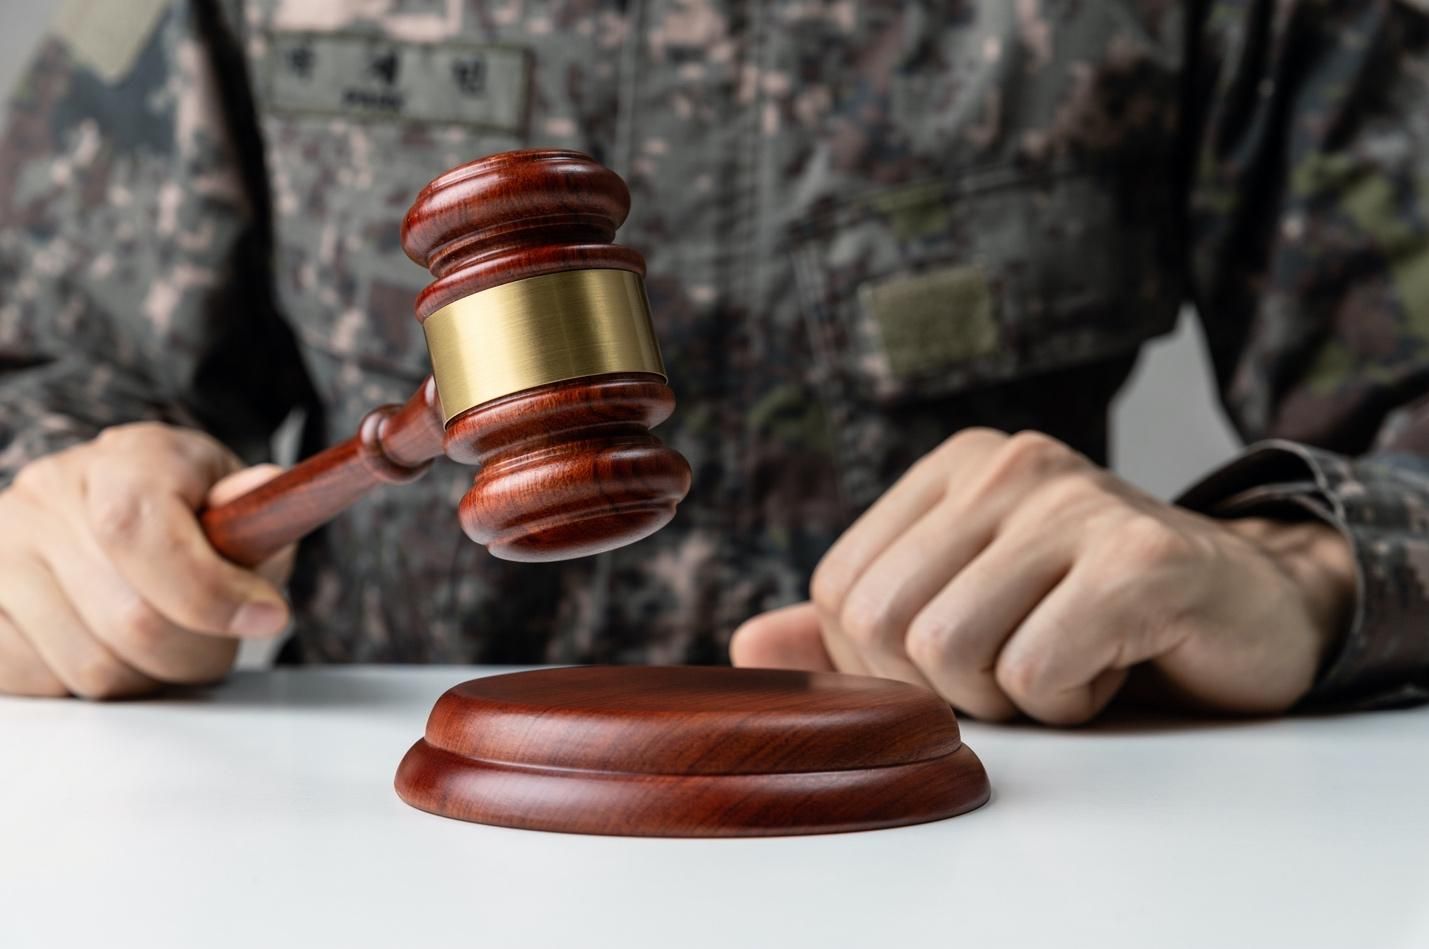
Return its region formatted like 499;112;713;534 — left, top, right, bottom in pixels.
199;377;446;568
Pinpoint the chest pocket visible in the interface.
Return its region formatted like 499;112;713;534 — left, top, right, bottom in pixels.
791;166;1181;408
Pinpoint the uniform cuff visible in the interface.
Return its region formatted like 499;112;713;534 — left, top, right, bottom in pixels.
1176;440;1429;709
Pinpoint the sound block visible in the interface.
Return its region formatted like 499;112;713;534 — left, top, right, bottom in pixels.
394;666;991;837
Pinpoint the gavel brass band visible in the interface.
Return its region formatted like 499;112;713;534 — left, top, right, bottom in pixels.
423;269;666;423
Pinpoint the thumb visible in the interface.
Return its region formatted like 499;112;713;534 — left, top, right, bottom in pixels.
206;464;297;588
207;463;286;507
730;602;835;671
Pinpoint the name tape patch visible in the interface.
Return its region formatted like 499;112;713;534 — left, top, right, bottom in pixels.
266;32;529;132
859;264;1000;380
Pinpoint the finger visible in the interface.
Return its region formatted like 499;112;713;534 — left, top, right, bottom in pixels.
39;537;238;685
905;522;1076;721
812;429;1007;602
993;560;1147;725
839;449;1087;664
252;544;297;592
81;462;290;638
813;429;1009;680
93;423;242;508
0;609;67;698
836;436;1089;687
817;613;873;676
1;555;156;700
207;464;286;507
834;495;997;684
208;465;297;589
0;498;68;697
729;602;835;671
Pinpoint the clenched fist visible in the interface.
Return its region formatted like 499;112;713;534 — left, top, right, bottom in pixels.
732;429;1356;725
0;423;294;699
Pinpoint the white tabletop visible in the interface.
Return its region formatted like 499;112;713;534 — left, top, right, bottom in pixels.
2;666;1427;949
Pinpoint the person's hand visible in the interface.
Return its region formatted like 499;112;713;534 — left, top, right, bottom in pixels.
0;423;295;699
731;429;1356;725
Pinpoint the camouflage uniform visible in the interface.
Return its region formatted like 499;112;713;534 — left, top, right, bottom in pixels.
1;0;1427;706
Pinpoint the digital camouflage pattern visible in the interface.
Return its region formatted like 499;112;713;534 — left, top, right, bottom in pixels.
1;0;1427;705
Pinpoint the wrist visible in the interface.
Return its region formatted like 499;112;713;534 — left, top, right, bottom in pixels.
1223;516;1357;668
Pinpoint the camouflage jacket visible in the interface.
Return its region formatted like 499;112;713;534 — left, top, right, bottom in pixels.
2;0;1428;707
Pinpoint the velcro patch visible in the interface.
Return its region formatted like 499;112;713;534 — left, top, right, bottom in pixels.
53;0;169;83
265;32;529;132
859;265;999;380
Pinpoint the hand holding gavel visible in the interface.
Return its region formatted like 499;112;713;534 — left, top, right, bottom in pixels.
0;151;691;698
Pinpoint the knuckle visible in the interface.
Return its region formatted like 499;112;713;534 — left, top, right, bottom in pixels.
94;423;140;451
12;455;60;496
948;426;1007;450
98;423;196;472
995;651;1046;704
909;606;981;668
942;631;986;669
1117;514;1194;566
959;432;1081;504
838;593;889;648
808;560;847;615
102;421;165;444
69;653;132;701
86;481;151;545
1001;430;1074;471
112;597;171;653
905;617;947;669
93;425;123;447
933;427;1007;466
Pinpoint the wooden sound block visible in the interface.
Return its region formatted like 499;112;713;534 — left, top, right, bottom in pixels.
394;666;991;837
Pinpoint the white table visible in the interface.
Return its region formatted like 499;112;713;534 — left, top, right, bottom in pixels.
2;667;1427;949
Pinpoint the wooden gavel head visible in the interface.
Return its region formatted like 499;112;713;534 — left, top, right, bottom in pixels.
400;150;691;562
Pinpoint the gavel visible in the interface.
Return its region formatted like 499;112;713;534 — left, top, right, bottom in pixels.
199;149;691;564
194;148;994;837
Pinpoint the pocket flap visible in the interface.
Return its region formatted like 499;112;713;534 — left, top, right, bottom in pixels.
792;168;1179;405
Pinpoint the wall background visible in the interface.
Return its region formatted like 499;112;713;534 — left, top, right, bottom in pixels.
0;1;1242;499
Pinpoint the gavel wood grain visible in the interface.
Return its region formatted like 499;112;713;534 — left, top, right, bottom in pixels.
198;150;690;566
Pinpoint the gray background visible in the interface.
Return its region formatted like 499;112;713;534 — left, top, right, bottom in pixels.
0;2;1242;498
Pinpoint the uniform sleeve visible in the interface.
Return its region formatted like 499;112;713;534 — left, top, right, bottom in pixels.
0;0;307;487
1183;0;1429;707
